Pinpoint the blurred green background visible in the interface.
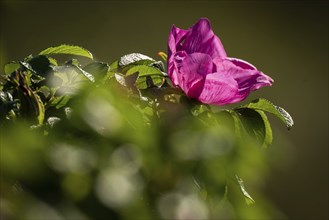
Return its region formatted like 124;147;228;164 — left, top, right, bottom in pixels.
0;0;328;219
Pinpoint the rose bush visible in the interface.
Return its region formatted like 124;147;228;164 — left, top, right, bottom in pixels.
0;17;293;219
168;18;273;105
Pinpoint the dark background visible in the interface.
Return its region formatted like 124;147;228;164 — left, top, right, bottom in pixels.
1;1;328;219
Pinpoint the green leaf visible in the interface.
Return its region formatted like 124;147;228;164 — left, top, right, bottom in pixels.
215;110;240;137
135;75;164;89
257;110;273;147
14;72;45;124
114;73;128;87
121;65;165;89
83;62;110;81
52;66;90;95
236;108;273;148
227;110;243;138
47;57;58;66
150;61;165;72
126;65;163;77
0;91;17;120
39;44;93;59
19;61;36;73
118;53;154;67
50;95;72;109
118;53;167;75
102;60;118;82
241;98;294;129
109;60;119;70
4;62;21;75
191;104;210;117
27;55;53;77
235;175;255;205
74;65;95;82
65;60;95;82
65;59;80;66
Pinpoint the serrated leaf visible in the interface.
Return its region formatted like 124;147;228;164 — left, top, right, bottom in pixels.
119;65;165;89
241;98;294;129
47;57;58;66
110;60;119;70
27;55;53;77
4;62;21;75
236;108;273;148
102;60;118;82
215;110;236;132
227;110;243;138
64;60;95;82
257;110;273;147
83;62;110;81
114;73;127;86
135;75;164;89
65;58;80;66
126;65;163;77
39;44;93;59
235;175;255;205
74;65;95;82
24;54;34;62
52;66;89;95
150;61;165;72
50;95;72;109
135;76;151;89
118;53;154;67
19;61;36;73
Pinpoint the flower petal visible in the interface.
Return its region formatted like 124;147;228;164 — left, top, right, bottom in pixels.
168;25;188;59
174;52;214;97
183;18;227;58
198;72;241;105
225;57;257;70
214;57;273;100
168;51;187;86
168;25;189;85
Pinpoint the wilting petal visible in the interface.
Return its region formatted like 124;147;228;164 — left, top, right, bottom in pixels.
175;53;213;97
214;58;273;100
183;18;227;58
198;72;240;105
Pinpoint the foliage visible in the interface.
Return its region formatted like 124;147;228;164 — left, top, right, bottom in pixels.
0;45;293;219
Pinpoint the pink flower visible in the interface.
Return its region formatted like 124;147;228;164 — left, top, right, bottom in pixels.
168;18;273;105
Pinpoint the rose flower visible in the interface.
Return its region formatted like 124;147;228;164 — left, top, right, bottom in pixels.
168;18;273;105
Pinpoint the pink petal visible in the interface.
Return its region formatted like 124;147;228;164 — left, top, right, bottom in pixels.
175;52;214;97
225;57;257;70
168;25;189;85
214;57;273;100
198;72;241;105
183;18;227;58
168;25;188;59
168;51;187;86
